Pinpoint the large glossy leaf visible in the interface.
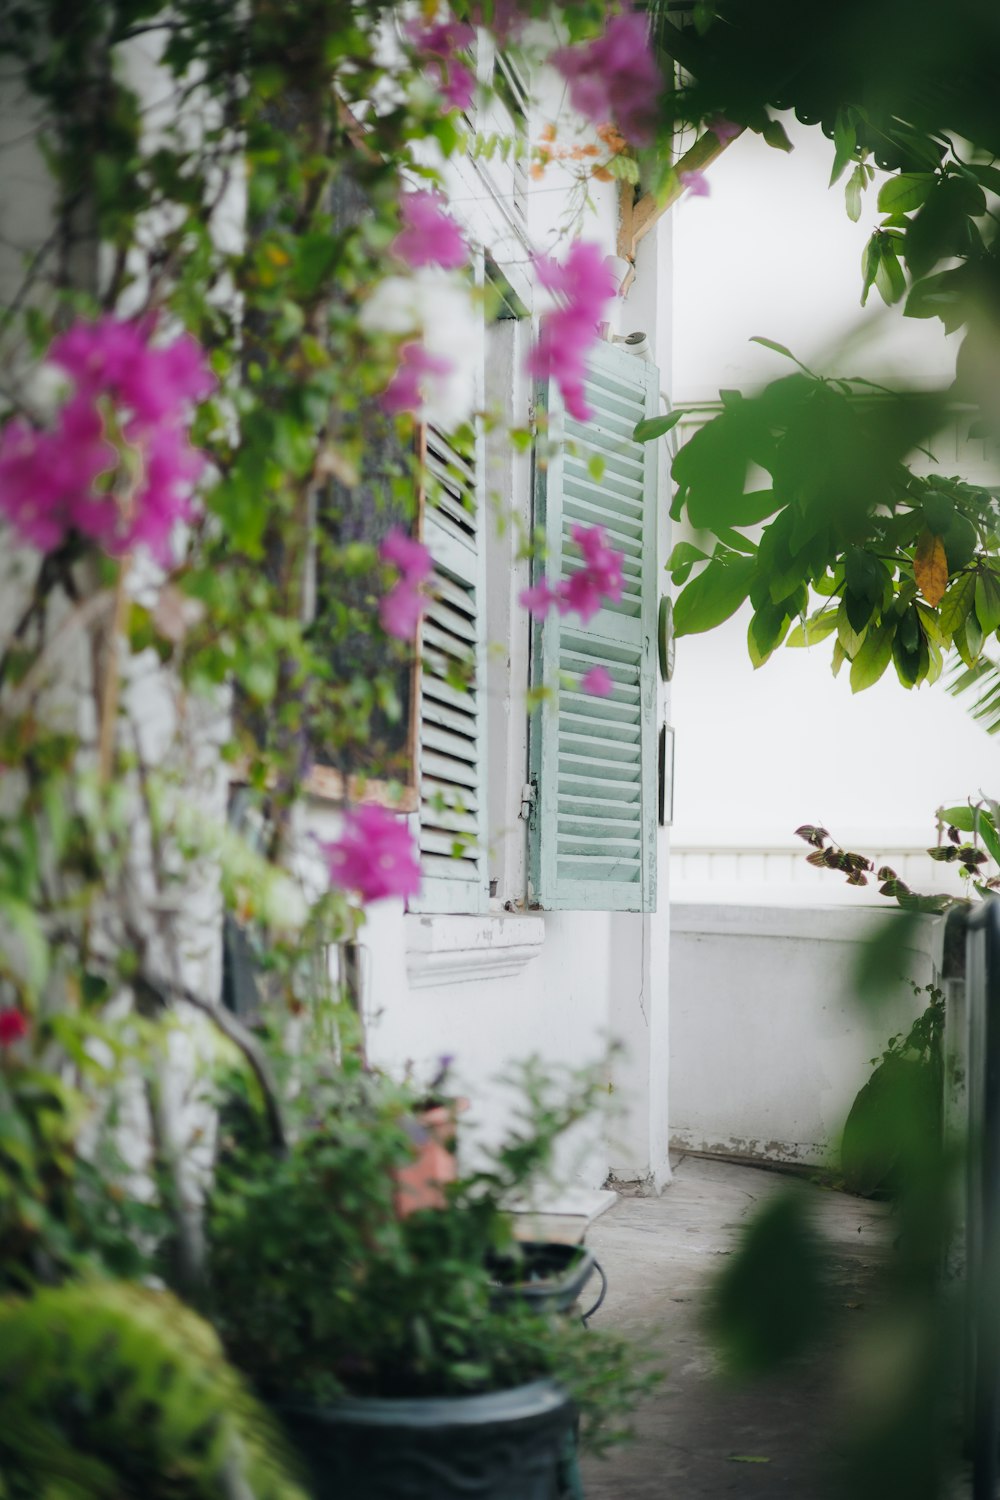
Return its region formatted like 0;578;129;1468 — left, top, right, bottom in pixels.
938;571;975;636
633;411;684;443
674;555;755;636
876;173;935;215
850;617;895;692
975;569;1000;635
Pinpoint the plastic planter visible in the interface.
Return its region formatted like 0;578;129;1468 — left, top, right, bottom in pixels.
487;1241;601;1317
280;1379;575;1500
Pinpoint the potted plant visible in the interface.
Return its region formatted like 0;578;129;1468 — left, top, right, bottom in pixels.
203;1049;652;1499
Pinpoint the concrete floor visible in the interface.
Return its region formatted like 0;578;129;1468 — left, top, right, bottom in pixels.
577;1153;968;1499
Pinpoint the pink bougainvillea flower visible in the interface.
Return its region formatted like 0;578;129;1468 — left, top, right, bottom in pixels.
528;242;615;421
679;169;710;197
320;804;422;903
550;11;661;147
381;526;432;581
381;340;457;424
0;316;214;562
0;1008;28;1046
708;116;741;144
379;525;434;639
518;579;563;618
520;524;624;626
580;665;613;696
50;319;215;425
0;402;117;552
393;191;468;271
406;15;476;111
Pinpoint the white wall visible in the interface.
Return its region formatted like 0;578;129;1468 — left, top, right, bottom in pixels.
669;903;938;1166
668;116;1000;897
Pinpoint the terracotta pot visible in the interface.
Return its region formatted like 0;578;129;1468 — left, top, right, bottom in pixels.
393;1099;468;1218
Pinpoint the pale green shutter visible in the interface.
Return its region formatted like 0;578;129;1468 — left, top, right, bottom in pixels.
411;426;489;914
528;342;659;913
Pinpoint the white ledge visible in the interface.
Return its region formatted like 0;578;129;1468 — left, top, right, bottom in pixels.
405;913;545;988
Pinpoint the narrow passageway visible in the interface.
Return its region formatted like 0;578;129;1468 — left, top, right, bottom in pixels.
578;1154;896;1498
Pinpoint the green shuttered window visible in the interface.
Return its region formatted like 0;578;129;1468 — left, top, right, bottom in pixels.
528;342;659;913
412;426;489;914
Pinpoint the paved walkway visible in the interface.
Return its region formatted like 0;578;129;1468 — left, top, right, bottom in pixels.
577;1153;949;1499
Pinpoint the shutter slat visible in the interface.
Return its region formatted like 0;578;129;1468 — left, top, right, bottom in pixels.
558;814;640;837
565;423;645;478
419;829;478;858
421;693;477;737
559;731;640;763
423;721;478;763
422;775;478;814
558;856;641;879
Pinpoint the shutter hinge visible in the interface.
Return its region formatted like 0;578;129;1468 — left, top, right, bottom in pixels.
519;779;537;828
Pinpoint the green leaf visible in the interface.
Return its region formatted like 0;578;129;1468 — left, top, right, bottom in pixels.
707;1191;826;1374
786;608;837;647
748;335;802;367
938;572;975;636
850;617;894;692
748;604;789;667
667;540;710;584
861;233;881;306
845;164;865;223
837;595;865;657
633;411;683;443
674;556;755;637
830;110;856;186
874;241;907;306
0;897;49;993
761;118;793;153
975;570;1000;635
854;909;927;1004
876;173;935;215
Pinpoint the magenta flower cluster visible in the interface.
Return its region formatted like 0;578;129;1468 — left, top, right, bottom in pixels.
406;15;476;111
320;804;422;903
519;522;624;626
550;10;661;147
393;191;468;271
0;316;215;562
528;242;615;422
379;526;433;639
0;1007;28;1047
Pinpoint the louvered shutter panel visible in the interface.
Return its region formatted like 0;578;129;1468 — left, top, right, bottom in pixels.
412;426;489;914
528;342;659;912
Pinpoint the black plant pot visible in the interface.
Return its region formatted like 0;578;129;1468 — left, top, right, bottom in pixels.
487;1241;601;1318
280;1379;574;1500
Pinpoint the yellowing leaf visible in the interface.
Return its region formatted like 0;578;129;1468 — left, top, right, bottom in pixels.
913;528;948;607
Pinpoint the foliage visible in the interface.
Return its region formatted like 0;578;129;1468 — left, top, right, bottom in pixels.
841;983;945;1198
793;803;1000;910
0;1280;306;1500
0;1005;168;1293
706;1189;829;1375
205;1049;656;1452
659;364;1000;691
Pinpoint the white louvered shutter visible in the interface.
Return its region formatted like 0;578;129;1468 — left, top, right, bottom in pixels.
528;342;659;912
412;426;489;913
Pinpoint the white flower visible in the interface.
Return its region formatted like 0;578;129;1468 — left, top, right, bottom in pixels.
361;269;479;429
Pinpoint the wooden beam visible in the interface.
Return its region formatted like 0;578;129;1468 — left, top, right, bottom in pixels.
617;127;744;291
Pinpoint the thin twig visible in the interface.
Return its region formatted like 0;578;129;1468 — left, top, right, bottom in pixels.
97;557;130;783
137;971;289;1156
